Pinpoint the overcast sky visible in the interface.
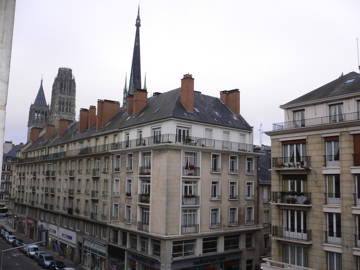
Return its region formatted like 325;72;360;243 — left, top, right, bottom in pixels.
5;0;360;145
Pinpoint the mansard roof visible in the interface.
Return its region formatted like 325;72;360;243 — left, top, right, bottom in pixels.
26;88;252;151
281;71;360;109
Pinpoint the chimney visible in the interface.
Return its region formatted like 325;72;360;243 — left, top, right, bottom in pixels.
44;124;56;140
220;89;240;114
180;74;194;112
79;108;89;132
88;105;97;128
58;119;73;136
127;95;134;114
29;127;42;143
96;99;120;129
133;89;148;115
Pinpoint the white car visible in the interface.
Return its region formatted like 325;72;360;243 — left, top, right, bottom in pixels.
25;244;39;257
6;234;15;244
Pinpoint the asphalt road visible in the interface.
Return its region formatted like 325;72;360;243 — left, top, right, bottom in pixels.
0;237;43;270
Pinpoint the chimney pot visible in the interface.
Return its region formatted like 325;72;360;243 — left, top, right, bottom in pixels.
133;89;148;115
96;99;120;129
88;106;97;128
220;89;240;114
79;108;89;132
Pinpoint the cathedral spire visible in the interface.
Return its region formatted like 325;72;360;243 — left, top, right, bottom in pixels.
128;6;142;95
123;74;128;106
34;78;47;106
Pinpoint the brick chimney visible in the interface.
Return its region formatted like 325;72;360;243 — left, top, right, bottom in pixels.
220;89;240;114
180;74;194;112
29;127;42;143
79;108;89;132
133;89;147;115
88;105;97;128
44;124;56;140
96;99;120;129
58;119;73;136
127;95;134;114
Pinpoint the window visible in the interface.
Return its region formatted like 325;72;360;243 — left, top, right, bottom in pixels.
126;154;133;171
112;204;119;219
325;138;340;166
283;244;308;267
264;234;270;249
114;155;120;171
246;158;254;174
204;128;213;147
224;235;239;251
129;233;137;250
326;175;340;204
245;233;253;248
182;209;197;226
136;130;144;146
283;209;307;237
222;130;230;149
327;252;341;270
245;182;254;199
140;237;149;253
202;237;217;253
211;153;221;172
125;132;130;148
263;209;270;224
293;109;305;128
153;127;161;144
183;181;197;197
229;181;238;200
329;103;343;123
245;207;254;224
356;175;360;204
126;179;132;196
210;181;220;200
183;152;199;176
151;239;161;257
282;141;307;167
113;178;120;194
111;229;118;244
140;180;150;195
172;240;196;258
210;208;220;227
246;259;253;270
263;186;270;202
122;231;127;247
140;207;149;225
176;126;190;143
125;205;131;223
327;213;341;244
229;207;238;225
229;155;238;173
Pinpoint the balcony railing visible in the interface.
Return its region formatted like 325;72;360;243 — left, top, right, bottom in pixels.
137;222;149;232
18;134;254;164
182;166;200;177
92;169;100;177
139;166;151;175
139;194;150;204
261;258;315;270
272;226;311;241
272;156;310;169
272;111;360;131
181;224;199;234
182;195;200;206
91;190;98;199
324;231;341;245
272;192;311;205
325;193;341;205
323;155;340;167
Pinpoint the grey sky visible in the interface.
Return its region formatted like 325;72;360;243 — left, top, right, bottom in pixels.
5;0;360;145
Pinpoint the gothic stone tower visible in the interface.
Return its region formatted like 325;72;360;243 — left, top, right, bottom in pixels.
27;79;49;139
49;68;76;127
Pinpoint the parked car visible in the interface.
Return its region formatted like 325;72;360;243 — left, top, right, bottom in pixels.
38;253;54;269
4;231;13;242
34;250;47;263
13;239;24;247
49;260;66;270
6;234;15;244
25;244;39;257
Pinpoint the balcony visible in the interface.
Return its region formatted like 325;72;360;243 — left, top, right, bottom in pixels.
181;224;199;234
91;190;98;200
92;169;100;177
139;194;150;204
69;170;75;177
272;192;311;206
261;258;315;270
228;220;239;227
211;167;221;173
182;195;199;206
50;188;55;195
137;222;149;232
272;226;311;242
91;212;97;220
68;189;74;196
182;166;200;177
139;166;151;175
324;231;341;245
272;156;310;170
31;187;36;193
272;111;360;132
325;193;341;205
210;222;221;229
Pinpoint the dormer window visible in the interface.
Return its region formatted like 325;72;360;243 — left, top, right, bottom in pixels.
329;103;343;123
293;110;305;128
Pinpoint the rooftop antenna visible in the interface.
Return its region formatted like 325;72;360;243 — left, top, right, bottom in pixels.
357;38;360;72
259;123;263;146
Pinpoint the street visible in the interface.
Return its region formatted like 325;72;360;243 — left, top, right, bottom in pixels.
0;237;44;270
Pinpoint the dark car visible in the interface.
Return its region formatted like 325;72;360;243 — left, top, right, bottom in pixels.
38;253;54;269
14;239;24;247
49;260;66;270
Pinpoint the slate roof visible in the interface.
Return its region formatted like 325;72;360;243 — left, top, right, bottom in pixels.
3;144;23;161
282;71;360;108
258;145;271;182
26;88;252;151
33;80;47;106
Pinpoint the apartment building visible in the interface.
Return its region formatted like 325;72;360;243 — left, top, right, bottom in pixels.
263;71;360;270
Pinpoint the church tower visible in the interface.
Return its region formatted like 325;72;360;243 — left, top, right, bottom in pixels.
49;68;76;127
27;79;49;139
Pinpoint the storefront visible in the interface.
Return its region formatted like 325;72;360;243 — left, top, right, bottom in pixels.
127;252;160;270
171;252;241;270
82;238;107;270
26;218;36;239
108;245;125;270
15;216;26;234
48;224;77;262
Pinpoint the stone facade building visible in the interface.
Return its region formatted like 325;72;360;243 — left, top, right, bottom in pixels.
263;71;360;270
